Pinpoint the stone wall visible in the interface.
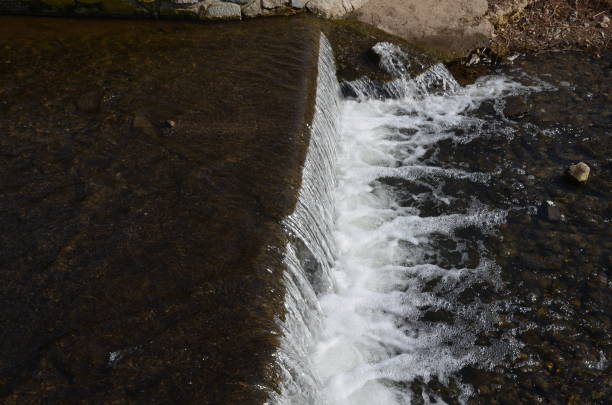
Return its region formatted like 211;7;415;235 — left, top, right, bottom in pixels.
0;0;366;19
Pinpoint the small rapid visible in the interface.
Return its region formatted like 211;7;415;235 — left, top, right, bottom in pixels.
276;37;544;405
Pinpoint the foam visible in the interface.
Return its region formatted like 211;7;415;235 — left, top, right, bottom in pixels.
276;37;543;405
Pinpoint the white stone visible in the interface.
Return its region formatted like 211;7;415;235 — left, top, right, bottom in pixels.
205;2;242;19
262;0;286;9
242;0;262;17
306;0;367;18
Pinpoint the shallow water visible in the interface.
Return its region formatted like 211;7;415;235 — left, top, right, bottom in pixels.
280;44;610;405
0;16;322;405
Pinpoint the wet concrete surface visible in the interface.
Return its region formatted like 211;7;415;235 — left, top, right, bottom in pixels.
0;16;319;404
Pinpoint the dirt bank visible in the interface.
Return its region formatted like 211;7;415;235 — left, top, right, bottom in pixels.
489;0;611;56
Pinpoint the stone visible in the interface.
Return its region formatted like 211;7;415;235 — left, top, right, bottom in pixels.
242;0;261;17
223;0;249;5
567;162;590;183
262;0;285;9
164;119;177;128
503;95;529;119
171;0;199;4
306;0;367;18
353;0;494;59
597;15;609;28
160;2;200;19
541;201;562;222
132;114;157;136
205;1;241;19
75;90;102;113
290;0;304;8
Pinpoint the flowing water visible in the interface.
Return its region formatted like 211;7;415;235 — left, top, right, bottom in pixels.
278;36;610;405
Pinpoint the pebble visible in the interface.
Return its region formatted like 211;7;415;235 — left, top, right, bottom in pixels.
567;162;590;183
541;200;562;222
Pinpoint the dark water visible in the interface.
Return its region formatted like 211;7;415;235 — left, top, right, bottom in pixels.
0;16;321;404
410;52;611;404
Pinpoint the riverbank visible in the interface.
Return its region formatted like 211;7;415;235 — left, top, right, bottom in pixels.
1;1;609;58
489;0;611;56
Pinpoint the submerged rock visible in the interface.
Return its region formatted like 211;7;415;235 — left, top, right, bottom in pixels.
503;95;529;119
131;114;157;136
75;90;102;113
567;162;590;183
541;200;562;222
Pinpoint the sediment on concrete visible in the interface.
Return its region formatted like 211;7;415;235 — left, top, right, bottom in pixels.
0;16;319;404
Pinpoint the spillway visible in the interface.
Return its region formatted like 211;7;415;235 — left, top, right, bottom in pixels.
276;35;546;405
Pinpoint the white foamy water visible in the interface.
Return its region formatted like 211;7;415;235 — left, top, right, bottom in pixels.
275;38;543;405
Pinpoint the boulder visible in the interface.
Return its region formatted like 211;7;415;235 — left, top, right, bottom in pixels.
160;0;201;18
205;1;241;19
353;0;494;59
224;0;249;5
567;162;590;183
242;0;262;17
262;0;285;9
306;0;367;18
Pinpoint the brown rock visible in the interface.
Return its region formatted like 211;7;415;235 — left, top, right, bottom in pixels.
131;114;157;136
75;90;102;113
541;201;562;222
567;162;590;183
503;95;529;119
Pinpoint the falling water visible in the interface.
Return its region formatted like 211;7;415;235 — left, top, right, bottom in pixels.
276;36;544;405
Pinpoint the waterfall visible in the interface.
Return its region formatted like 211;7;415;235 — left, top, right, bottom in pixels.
273;33;341;405
276;37;541;405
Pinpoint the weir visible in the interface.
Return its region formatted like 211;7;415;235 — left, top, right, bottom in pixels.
2;12;609;405
277;33;544;405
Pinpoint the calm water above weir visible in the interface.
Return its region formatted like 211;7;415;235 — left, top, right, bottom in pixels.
279;43;610;405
